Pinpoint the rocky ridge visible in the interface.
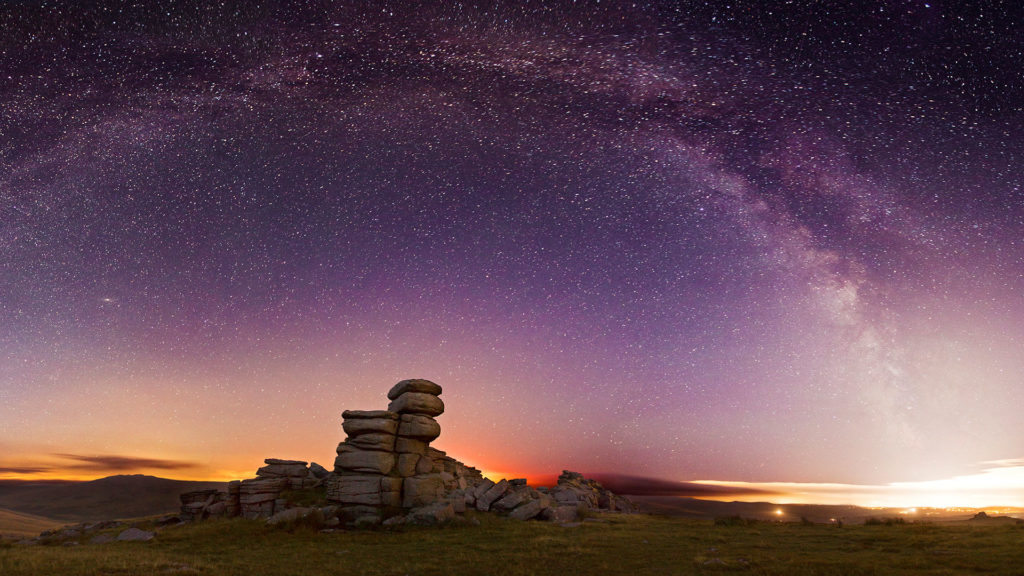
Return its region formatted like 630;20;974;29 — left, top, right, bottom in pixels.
179;379;635;527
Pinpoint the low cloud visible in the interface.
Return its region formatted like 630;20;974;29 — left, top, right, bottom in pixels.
52;454;198;472
590;474;777;497
0;466;51;474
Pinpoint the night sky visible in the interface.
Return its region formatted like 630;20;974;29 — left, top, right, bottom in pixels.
2;1;1023;504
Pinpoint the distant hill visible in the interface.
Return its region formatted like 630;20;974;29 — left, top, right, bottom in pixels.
627;495;869;523
0;507;62;537
0;475;227;522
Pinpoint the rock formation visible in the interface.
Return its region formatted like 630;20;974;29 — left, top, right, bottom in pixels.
326;379;485;524
180;458;323;521
180;379;634;526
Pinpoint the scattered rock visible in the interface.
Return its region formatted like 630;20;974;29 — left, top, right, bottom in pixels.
89;533;115;545
509;498;545;520
266;507;324;527
116;528;155;542
382;515;407;526
476;479;509;511
406;502;455;526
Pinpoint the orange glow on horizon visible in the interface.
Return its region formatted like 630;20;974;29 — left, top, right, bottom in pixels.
693;460;1024;509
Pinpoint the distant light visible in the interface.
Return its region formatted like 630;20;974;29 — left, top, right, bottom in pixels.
775;509;783;516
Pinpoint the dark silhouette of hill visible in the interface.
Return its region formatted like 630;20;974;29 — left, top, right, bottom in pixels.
0;475;226;522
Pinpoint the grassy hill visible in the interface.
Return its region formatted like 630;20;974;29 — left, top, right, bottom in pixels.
0;508;61;537
0;476;226;523
2;511;1024;575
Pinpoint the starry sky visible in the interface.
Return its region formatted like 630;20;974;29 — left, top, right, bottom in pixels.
2;1;1023;503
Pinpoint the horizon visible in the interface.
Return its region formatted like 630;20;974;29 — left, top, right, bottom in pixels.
6;461;1024;511
3;1;1023;513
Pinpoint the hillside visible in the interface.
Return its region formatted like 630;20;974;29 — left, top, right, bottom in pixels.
0;507;61;537
0;475;226;522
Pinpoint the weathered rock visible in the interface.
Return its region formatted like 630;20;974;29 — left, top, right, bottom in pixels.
337;505;381;522
415;453;435;474
89;533;115;545
395;437;428;455
543;504;580;523
472;478;495;499
403;474;444;508
406;502;454;526
257;461;309;478
382;489;402;508
397;414;441;441
387;392;444;416
116;528;155;542
347;432;397;451
509;499;545;520
552;488;579;504
614;495;638;513
239;478;288;503
180;489;219;505
387;379;443;400
334;445;395;475
381;477;403;509
240;477;289;492
326;475;382;506
382;514;407;526
342;411;399;436
267;507;308;526
354;515;381;527
309;462;330;479
476;479;509;511
343;410;399;420
395;453;420;477
492;489;529;512
184;380;631;526
448;489;467;513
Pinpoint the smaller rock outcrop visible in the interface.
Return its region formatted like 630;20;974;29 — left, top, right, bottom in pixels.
180;458;324;521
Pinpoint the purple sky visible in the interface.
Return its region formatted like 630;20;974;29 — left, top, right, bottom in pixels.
2;1;1023;492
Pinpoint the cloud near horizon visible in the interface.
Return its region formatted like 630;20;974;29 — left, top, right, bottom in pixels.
589;474;778;498
0;466;51;475
692;459;1024;508
51;454;199;472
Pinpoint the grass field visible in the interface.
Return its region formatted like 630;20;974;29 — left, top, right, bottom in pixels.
4;512;1024;575
0;508;61;537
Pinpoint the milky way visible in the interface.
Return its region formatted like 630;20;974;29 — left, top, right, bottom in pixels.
2;1;1023;487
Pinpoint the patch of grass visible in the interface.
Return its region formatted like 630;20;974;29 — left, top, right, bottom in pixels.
713;515;762;526
3;514;1024;575
864;516;907;526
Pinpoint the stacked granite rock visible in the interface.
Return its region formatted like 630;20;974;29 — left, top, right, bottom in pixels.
327;379;485;524
179;379;635;526
181;458;327;521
